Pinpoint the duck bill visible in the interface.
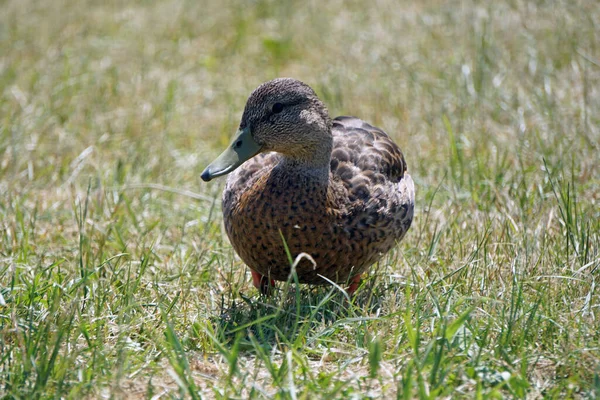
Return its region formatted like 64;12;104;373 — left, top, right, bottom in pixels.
201;126;262;182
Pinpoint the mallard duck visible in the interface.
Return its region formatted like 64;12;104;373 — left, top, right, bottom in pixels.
201;78;414;295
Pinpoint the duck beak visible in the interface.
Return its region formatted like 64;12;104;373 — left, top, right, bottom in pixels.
201;126;262;182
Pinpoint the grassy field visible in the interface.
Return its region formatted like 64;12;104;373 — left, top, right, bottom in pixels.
1;0;599;398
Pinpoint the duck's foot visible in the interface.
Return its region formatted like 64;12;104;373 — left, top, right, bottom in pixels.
251;270;275;295
347;274;362;296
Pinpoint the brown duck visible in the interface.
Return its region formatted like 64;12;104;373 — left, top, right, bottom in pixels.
201;78;414;295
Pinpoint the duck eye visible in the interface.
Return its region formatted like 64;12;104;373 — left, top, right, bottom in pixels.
272;102;284;114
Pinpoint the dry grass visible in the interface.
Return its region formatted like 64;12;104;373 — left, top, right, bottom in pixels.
1;0;599;398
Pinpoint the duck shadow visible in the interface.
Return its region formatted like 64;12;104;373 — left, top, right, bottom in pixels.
209;279;398;350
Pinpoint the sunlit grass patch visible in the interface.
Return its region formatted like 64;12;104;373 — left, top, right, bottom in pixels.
1;0;599;398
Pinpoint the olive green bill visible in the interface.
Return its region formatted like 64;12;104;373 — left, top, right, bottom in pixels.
201;126;262;182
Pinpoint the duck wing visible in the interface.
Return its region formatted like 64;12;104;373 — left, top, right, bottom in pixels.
329;116;414;235
331;116;408;189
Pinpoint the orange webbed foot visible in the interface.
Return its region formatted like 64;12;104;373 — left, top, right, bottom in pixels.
347;274;362;296
251;270;275;295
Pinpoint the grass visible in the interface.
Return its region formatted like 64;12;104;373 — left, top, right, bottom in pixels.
1;0;599;398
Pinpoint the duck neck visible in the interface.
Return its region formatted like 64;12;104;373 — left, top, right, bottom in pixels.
279;138;332;185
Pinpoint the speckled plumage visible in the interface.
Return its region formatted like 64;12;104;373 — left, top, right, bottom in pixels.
212;78;414;289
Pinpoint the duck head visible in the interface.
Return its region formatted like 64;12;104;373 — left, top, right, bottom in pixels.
201;78;332;182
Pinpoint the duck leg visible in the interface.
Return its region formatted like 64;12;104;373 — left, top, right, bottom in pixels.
251;270;275;295
347;274;362;296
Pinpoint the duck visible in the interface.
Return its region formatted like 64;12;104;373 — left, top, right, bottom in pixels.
201;78;414;295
